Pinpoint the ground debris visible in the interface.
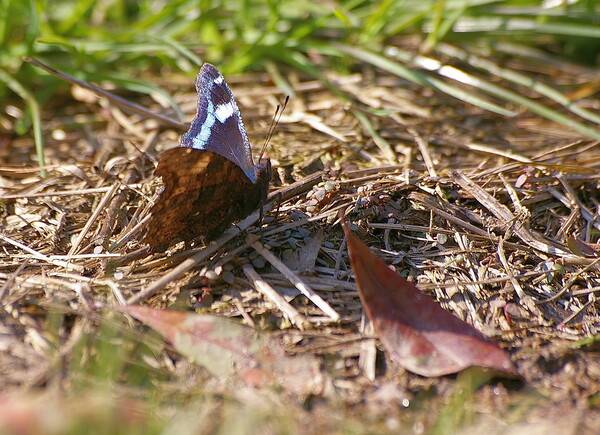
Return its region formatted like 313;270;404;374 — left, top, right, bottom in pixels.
1;58;599;430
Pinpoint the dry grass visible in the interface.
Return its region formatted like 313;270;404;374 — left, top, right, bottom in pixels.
1;56;599;432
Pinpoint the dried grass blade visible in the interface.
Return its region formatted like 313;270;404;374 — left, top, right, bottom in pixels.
0;261;28;302
250;239;340;321
497;235;541;316
128;172;326;304
380;45;600;140
0;235;83;272
537;258;600;305
0;186;133;200
126;212;259;305
557;173;600;232
352;110;396;163
24;57;187;131
68;183;120;256
452;171;572;258
242;263;308;330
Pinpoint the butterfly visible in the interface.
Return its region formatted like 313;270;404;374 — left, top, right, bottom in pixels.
143;63;271;252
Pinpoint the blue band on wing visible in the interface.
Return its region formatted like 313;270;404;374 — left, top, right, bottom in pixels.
180;63;258;184
193;99;216;146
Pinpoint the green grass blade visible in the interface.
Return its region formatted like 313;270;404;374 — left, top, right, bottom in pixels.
158;36;203;68
422;0;447;51
422;0;467;52
26;0;39;49
451;17;600;38
54;0;97;35
277;49;352;104
332;43;517;116
352;109;396;163
0;67;46;175
397;49;600;140
360;0;395;45
437;43;600;125
264;60;296;98
334;43;600;140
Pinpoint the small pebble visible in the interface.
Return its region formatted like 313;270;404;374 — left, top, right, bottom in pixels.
252;257;266;269
204;270;219;281
297;227;311;238
222;271;235;284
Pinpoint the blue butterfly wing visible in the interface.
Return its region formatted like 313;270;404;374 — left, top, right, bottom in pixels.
181;63;257;182
144;63;272;251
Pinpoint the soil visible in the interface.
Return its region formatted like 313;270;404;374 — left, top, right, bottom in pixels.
1;56;599;432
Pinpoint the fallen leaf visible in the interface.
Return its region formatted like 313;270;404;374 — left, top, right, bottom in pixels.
342;221;518;377
115;305;326;394
567;236;600;258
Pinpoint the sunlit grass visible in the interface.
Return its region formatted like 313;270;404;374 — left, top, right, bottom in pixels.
2;0;600;174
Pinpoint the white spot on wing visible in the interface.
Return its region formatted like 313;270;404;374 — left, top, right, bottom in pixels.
215;102;235;123
214;75;224;85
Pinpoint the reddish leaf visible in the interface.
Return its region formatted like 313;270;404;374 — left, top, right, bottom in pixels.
342;221;518;377
115;305;325;394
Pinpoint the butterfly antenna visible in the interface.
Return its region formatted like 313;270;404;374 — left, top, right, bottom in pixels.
259;95;289;163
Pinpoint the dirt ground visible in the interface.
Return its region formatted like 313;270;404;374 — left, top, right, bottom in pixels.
1;57;599;432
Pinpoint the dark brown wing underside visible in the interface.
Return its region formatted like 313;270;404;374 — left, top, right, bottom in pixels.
143;148;267;252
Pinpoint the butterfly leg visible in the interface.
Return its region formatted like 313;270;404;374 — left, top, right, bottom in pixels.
269;191;284;227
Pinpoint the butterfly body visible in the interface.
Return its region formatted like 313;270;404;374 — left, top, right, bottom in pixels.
144;63;271;252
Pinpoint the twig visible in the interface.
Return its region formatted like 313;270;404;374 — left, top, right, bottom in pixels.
452;171;573;258
497;234;541;316
250;238;340;321
68;183;120;256
0;235;83;271
11;254;121;259
556;173;600;232
558;298;595;327
537;257;600;304
409;127;437;178
109;214;151;252
0;185;141;200
233;299;256;327
0;260;28;302
499;172;527;216
126;172;325;304
96;168;141;249
126;213;255;305
49;272;126;306
267;170;325;203
408;191;491;239
242;263;308;329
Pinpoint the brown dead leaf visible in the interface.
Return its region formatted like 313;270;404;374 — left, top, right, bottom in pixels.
343;220;518;377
